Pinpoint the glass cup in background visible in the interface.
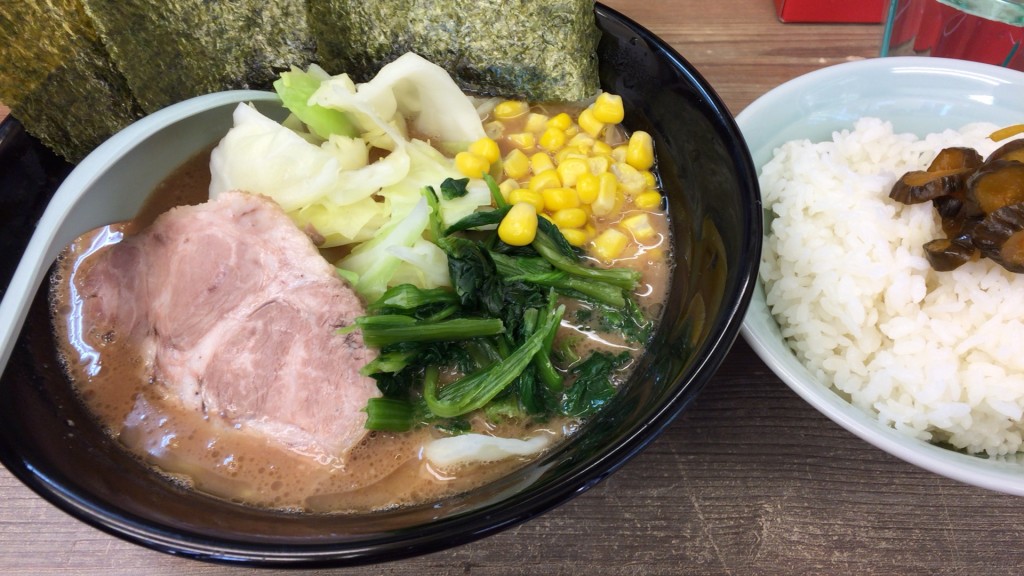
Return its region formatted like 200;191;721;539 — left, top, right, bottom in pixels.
881;0;1024;70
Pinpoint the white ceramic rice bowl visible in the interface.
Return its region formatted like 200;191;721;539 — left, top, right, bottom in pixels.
738;57;1024;495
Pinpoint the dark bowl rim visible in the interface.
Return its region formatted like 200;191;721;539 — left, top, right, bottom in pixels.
0;2;762;567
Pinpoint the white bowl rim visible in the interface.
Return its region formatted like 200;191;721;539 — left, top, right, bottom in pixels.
738;56;1024;495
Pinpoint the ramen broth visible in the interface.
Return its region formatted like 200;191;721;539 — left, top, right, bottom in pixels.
50;134;673;515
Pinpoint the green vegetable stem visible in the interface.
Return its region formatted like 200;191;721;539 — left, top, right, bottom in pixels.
273;67;357;139
531;218;642;291
424;302;565;418
364;397;417;432
348;315;504;348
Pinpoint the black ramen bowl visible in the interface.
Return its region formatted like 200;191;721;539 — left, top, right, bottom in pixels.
0;4;761;567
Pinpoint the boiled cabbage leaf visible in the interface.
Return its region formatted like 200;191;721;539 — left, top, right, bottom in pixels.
210;52;493;300
312;52;487;147
273;64;356;139
337;196;433;301
210;103;362;213
423;434;551;468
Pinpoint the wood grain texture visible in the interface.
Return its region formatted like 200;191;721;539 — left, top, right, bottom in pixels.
7;1;1024;575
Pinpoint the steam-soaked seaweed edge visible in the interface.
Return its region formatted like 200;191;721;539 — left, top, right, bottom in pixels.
0;0;143;163
82;0;316;113
310;0;601;103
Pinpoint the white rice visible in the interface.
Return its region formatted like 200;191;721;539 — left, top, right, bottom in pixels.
759;117;1024;456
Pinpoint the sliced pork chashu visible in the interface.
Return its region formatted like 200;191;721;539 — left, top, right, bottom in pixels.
75;190;379;460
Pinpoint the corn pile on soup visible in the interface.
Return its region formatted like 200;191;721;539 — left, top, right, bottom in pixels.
49;54;673;513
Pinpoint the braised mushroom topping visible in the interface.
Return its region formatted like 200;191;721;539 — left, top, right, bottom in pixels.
922;238;976;271
972;203;1024;273
986;138;1024;165
890;137;1024;273
967;160;1024;215
933;194;983;239
889;147;981;205
889;168;973;204
929;146;983;172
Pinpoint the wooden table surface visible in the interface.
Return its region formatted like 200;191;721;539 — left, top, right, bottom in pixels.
5;1;1024;574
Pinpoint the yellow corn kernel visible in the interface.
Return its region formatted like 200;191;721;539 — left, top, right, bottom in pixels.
620;213;657;241
613;162;647;195
557;157;589;188
503;149;531;180
635;190;663;210
592;140;612;156
578;107;605;137
590;173;619;216
564;124;579;138
547;112;573;131
567;132;595;150
494;100;529;119
551;207;588;229
587;155;611;175
524;112;549;133
576;172;599;204
498;178;519;198
641;170;657;188
593;93;625;124
611;144;628;163
508;188;545;212
554;147;586;164
541;187;580;211
590;228;630;262
529;169;562;192
530;152;555;175
469;137;501;164
539;127;567;152
508;132;536;150
625;131;655;170
499;202;539;246
455;151;489;179
561;228;589;247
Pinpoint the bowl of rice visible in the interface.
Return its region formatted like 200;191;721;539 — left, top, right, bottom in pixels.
739;56;1024;495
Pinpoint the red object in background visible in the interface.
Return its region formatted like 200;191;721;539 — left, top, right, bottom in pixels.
932;8;1023;65
913;0;957;51
889;0;925;45
888;0;1024;67
774;0;887;23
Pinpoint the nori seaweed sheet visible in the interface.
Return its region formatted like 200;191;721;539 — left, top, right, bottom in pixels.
1;0;599;162
0;0;144;162
82;0;316;113
309;0;601;103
